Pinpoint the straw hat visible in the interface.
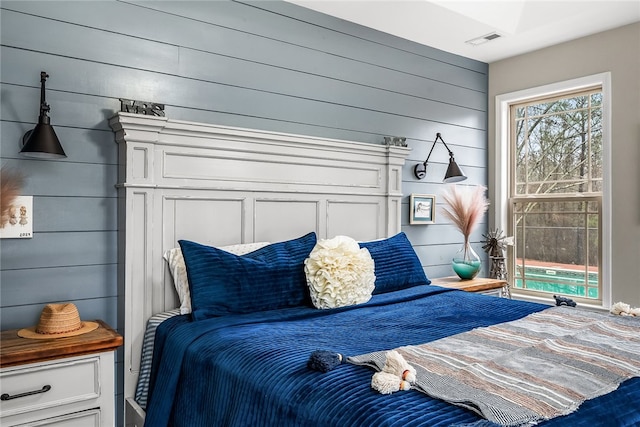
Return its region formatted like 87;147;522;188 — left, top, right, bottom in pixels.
18;303;99;339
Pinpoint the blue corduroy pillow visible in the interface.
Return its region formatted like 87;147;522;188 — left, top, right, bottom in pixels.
359;232;430;294
180;232;317;320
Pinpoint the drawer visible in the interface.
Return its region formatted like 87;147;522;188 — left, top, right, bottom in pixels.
15;409;100;427
479;288;503;297
0;356;102;418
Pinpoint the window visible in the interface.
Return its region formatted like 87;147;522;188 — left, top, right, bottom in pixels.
495;74;611;307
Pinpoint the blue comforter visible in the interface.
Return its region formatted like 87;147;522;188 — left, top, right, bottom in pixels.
145;286;640;427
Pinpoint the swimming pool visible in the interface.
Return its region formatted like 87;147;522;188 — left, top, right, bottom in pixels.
513;264;599;299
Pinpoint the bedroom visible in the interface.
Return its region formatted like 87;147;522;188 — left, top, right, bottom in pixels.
0;1;639;426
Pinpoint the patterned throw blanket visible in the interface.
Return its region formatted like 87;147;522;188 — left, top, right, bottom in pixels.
349;307;640;426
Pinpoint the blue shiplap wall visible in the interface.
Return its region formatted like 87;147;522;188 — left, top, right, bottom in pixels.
0;0;487;421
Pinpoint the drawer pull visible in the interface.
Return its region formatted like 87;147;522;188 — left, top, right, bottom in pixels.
1;384;52;401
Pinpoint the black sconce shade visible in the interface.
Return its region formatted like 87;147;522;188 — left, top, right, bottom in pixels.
414;133;466;182
20;71;66;159
444;156;467;183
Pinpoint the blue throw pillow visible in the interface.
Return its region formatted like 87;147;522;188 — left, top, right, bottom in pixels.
359;232;430;294
180;232;317;320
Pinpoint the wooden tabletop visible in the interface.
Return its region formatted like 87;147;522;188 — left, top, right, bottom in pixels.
430;276;507;293
0;320;123;368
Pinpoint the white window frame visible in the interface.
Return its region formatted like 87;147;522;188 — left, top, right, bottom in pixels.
494;73;611;309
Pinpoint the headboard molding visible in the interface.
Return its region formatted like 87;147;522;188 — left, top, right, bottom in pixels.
109;112;410;406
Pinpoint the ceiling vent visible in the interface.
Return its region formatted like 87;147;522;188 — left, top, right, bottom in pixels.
465;32;502;46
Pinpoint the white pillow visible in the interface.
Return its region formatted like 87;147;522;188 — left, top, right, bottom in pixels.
164;241;271;314
304;235;375;309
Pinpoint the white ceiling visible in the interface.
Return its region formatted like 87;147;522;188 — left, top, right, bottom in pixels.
286;0;640;63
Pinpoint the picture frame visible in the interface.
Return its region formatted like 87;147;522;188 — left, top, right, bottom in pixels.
410;194;436;225
0;195;33;239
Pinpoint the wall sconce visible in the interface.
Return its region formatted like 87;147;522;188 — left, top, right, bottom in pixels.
20;71;66;159
414;133;466;182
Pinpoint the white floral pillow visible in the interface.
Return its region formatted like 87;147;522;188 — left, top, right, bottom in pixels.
304;235;375;309
164;242;270;314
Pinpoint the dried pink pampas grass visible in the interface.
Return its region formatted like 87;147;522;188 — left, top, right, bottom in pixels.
1;167;25;227
440;185;489;243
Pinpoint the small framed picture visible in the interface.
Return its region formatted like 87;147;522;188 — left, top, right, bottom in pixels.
410;194;436;225
0;195;33;239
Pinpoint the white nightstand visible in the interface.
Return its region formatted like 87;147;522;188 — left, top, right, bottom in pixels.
0;320;123;426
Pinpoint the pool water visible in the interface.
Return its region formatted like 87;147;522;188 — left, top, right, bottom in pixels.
514;265;599;299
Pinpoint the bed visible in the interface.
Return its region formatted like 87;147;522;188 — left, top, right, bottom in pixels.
110;113;640;427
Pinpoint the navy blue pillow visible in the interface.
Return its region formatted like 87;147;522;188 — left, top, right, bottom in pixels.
359;232;430;294
180;232;317;320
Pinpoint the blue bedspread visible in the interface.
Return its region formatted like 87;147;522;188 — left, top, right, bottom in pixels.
145;286;640;427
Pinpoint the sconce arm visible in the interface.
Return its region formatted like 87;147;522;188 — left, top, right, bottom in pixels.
423;133;454;166
39;71;51;122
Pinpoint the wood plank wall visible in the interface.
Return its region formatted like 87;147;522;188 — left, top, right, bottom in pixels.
0;0;487;420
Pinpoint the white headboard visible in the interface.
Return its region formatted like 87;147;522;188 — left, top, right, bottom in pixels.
109;112;410;407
